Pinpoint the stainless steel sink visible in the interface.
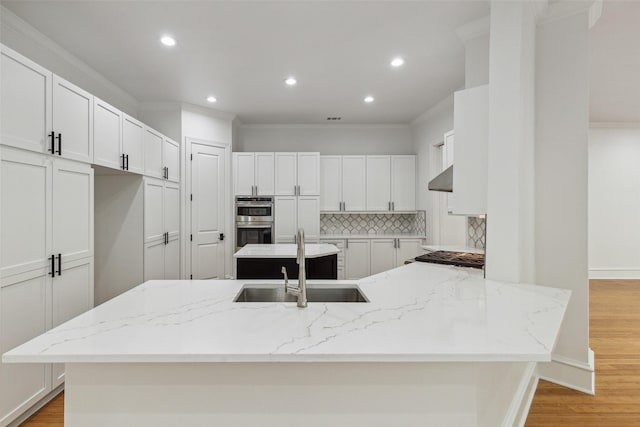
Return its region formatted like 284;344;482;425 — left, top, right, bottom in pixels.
234;284;369;303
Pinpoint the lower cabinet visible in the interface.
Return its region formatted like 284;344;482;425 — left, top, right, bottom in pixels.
274;195;320;243
344;240;371;280
370;239;397;276
318;240;345;280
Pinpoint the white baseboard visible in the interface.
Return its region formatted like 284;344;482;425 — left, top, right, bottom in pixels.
536;348;595;395
7;384;64;427
507;363;539;427
589;268;640;279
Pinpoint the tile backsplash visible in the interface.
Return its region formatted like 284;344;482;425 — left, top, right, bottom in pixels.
320;211;426;235
467;217;486;249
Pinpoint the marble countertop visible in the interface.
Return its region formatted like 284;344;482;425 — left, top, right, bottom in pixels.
234;244;340;259
3;262;570;364
320;234;425;240
422;245;485;254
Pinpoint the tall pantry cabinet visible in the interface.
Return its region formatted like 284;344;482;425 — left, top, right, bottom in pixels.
0;147;94;424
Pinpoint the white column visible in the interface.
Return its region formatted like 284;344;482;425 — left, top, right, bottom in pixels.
485;1;538;283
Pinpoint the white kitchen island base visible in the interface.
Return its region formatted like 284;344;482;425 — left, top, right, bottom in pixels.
65;361;535;427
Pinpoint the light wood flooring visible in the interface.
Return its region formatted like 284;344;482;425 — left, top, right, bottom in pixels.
19;280;640;426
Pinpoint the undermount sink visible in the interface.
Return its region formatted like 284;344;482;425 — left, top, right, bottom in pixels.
233;283;369;303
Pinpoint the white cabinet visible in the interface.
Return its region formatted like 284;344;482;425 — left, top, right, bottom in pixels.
0;45;52;154
452;85;489;215
391;156;416;211
344;239;371;280
396;239;424;266
366;155;416;212
274;195;320;243
0;147;94;425
52;75;93;163
144;128;164;179
233;152;274;196
93;98;123;170
320;155;366;212
143;178;180;280
275;152;319;196
370;239;397;275
443;131;455;213
122;114;145;174
164;137;180;183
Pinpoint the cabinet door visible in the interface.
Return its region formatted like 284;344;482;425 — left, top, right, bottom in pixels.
443;131;455;213
0;270;52;425
0;45;52;154
0;148;52;279
164;237;180;280
233;152;255;196
255;152;275;195
396;239;425;267
370;239;397;275
366;155;391;211
345;239;370;280
52;75;93;163
297;152;320;195
274;152;297;196
144;127;164;179
297;196;320;243
164;137;180;182
93;98;122;170
52;159;94;263
274;196;297;242
164;181;180;240
122;115;145;174
51;258;93;388
320;156;342;211
342;155;366;211
144;178;165;243
391;155;416;211
144;240;165;281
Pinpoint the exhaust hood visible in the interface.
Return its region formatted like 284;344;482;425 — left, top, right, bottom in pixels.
428;165;453;193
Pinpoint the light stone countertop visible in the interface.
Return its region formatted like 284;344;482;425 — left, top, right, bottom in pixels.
3;262;570;364
421;245;485;254
234;244;340;259
320;234;425;240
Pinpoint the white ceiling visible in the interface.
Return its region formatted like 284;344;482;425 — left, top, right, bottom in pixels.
589;0;640;123
1;1;489;124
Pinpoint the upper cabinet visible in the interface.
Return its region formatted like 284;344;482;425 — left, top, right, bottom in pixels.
144;128;163;179
233;152;274;196
0;45;52;154
451;85;489;215
121;115;145;174
320;155;366;212
275;152;319;196
163;137;180;182
52;75;93;163
365;155;416;212
93;98;122;170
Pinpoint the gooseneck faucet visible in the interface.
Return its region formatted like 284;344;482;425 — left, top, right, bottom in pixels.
284;228;307;307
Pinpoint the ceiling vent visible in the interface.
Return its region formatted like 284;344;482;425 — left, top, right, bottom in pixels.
326;117;342;121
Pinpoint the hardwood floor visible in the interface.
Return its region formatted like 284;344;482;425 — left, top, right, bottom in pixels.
20;280;640;426
526;280;640;426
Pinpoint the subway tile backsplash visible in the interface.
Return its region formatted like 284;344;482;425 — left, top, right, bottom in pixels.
320;211;426;236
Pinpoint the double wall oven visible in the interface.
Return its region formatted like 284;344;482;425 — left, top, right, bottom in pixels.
235;196;274;250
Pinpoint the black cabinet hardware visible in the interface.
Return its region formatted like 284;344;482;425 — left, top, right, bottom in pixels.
49;254;56;277
220;233;225;241
56;133;62;155
190;234;193;242
125;154;129;170
56;253;62;276
121;153;126;170
49;132;56;154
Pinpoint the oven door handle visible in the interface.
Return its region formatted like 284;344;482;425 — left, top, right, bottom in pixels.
236;203;273;208
236;224;274;228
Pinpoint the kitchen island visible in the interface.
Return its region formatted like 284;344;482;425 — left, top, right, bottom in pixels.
3;262;570;427
234;243;340;279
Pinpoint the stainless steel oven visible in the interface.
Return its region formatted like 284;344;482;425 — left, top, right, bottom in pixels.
235;196;274;250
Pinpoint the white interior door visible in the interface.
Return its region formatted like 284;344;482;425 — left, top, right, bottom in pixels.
0;46;52;154
52;159;94;264
0;148;52;279
190;143;226;279
366;155;391;211
52;75;93;163
93;98;122;170
51;258;93;388
122;115;144;174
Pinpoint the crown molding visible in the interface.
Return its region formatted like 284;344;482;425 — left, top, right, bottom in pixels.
537;0;601;28
1;5;139;110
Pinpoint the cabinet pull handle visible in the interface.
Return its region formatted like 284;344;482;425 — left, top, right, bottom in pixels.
56;253;62;276
345;239;349;249
121;154;126;170
49;132;56;154
126;154;129;171
392;202;395;211
56;133;62;155
49;254;56;277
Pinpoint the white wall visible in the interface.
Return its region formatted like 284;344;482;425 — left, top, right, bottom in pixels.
589;126;640;279
236;124;413;155
139;103;183;143
0;6;139;117
411;95;466;246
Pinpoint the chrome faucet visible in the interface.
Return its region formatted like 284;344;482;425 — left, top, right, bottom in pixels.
284;228;307;307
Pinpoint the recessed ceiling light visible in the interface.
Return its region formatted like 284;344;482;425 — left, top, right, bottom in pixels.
207;96;217;103
160;35;176;47
284;77;297;86
390;57;405;67
364;96;375;103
